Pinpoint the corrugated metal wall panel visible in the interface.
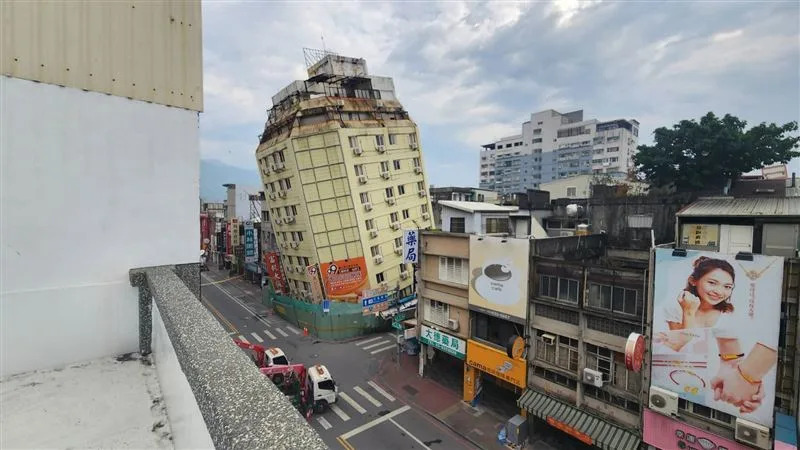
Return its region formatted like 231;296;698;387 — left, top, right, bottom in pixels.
1;0;202;111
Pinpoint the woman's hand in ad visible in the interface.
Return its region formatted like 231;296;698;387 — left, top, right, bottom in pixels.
710;360;762;411
654;331;693;352
678;290;701;317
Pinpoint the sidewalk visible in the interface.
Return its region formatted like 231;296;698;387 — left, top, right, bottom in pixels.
376;353;513;450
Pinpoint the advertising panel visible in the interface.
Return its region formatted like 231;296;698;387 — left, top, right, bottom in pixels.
468;236;529;324
225;223;231;256
651;248;783;427
466;339;526;388
420;325;465;359
403;229;419;264
230;218;240;247
320;257;369;302
200;213;210;248
243;221;257;263
264;252;286;294
681;224;720;248
306;264;325;303
643;409;751;450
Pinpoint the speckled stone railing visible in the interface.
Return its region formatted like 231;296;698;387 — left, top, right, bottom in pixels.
130;265;327;450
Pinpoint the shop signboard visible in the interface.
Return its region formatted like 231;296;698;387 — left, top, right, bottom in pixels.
306;264;325;303
681;224;719;248
468;236;529;324
264;252;287;294
243;221;257;263
200;213;210;248
651;248;783;427
466;339;526;388
320;257;369;302
402;229;419;264
420;325;465;359
643;409;751;450
230;218;240;247
362;293;390;315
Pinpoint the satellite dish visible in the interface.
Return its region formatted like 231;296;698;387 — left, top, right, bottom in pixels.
566;204;583;217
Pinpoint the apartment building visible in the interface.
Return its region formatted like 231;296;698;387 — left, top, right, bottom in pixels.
519;235;646;450
479;109;639;194
255;52;433;302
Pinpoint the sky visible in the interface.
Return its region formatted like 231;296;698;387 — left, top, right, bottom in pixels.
200;0;800;187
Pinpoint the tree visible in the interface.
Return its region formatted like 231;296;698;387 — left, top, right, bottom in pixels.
634;112;800;192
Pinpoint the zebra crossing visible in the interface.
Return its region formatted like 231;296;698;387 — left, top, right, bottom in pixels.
353;334;397;355
310;381;396;433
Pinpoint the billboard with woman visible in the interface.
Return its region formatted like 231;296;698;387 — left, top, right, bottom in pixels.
651;248;783;427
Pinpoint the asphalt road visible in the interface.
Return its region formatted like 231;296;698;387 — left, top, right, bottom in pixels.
200;268;475;450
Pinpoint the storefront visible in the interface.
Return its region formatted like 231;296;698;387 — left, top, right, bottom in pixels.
642;409;752;450
464;339;526;412
420;324;467;390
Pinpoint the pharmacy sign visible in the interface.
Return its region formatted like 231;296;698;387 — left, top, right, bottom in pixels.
420;324;465;360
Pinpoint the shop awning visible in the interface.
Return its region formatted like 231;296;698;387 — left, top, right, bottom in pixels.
517;389;640;450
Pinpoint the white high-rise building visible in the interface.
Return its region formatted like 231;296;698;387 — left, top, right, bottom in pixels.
479;109;639;194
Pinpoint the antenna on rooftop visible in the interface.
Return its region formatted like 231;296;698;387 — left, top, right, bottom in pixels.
303;47;337;69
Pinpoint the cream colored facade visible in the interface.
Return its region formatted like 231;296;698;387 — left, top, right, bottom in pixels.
1;0;203;111
540;174;648;200
255;56;433;299
417;232;470;339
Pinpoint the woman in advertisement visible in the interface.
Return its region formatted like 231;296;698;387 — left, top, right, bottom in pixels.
651;251;780;423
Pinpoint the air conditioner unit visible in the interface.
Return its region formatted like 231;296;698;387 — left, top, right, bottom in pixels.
414;166;423;174
583;368;604;388
270;164;277;172
373;255;384;265
386;197;396;205
283;215;295;224
394;246;403;255
364;202;373;211
380;282;389;290
399;270;409;280
278;190;287;198
447;318;459;331
648;386;679;417
380;171;391;180
418;190;427;198
369;230;379;238
269;192;277;200
295;266;304;274
274;219;283;227
274;161;286;171
421;213;430;220
358;175;368;184
290;242;299;249
540;333;555;346
353;147;363;156
391;222;401;230
410;142;418;150
280;242;288;249
286;266;294;273
735;418;771;449
376;145;386;153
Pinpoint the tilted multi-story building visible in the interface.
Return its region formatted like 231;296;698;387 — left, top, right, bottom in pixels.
255;51;433;302
479;109;640;194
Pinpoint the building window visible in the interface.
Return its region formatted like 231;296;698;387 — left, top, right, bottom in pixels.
285;178;292;189
585;315;638;338
539;275;579;303
607;147;619;152
389;134;398;145
380;161;390;172
439;256;468;285
424;299;449;327
584;385;640;414
678;399;733;425
473;312;520;348
532;138;542;144
360;192;370;204
398;184;406;195
355;164;365;176
303;257;310;266
291;205;298;215
417;181;425;191
485;218;509;234
296;232;303;241
390;212;399;223
421;204;429;214
532;366;577;390
376;272;385;283
393;160;401;170
534;303;579;325
587;283;640;316
370;245;381;257
566;187;577;197
450;217;466;233
394;237;402;248
375;135;385;147
385;187;394;198
535;330;578;372
409;133;417;145
402;209;410;220
365;219;375;230
349;136;359;148
585;343;613;380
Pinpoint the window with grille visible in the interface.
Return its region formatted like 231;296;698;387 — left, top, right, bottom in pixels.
585;315;638;338
375;135;385;146
398;185;406;195
450;217;466;233
539;275;579;304
349;136;359;148
534;330;578;372
390;212;399;222
402;209;410;219
389;134;398;145
587;283;640;315
394;237;402;248
485;217;509;234
360;192;370;204
439;257;468;285
424;299;449;327
380;161;390;172
678;399;733;425
393;160;401;170
421;204;429;214
365;219;375;230
354;164;365;176
370;245;381;257
534;303;579;325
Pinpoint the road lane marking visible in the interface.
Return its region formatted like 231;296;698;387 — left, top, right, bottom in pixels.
287;325;301;335
330;404;351;422
354;336;383;346
370;344;396;355
200;298;238;333
353;386;382;407
316;416;332;430
338;392;366;414
390;418;431;450
263;329;277;340
339;405;411;439
337;436;355;450
250;332;263;343
361;340;390;350
367;381;395;402
275;327;289;337
200;275;243;286
237;335;249;344
202;274;269;330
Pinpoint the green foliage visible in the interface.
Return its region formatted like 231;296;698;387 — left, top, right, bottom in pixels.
634;112;800;191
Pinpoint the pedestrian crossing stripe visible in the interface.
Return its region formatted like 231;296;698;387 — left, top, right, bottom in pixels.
361;340;390;350
370;344;396;355
250;332;263;343
354;336;383;346
353;386;382;407
263;329;277;340
316;416;332;430
367;381;395;402
330;404;350;422
276;327;289;337
237;335;249;344
338;392;367;414
287;325;301;335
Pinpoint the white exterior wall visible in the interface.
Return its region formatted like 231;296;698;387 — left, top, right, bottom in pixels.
1;77;199;376
540;175;592;199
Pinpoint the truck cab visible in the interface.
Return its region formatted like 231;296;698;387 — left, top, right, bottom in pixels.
306;364;338;412
264;347;289;367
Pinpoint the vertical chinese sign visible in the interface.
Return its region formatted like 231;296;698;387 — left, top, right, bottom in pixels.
306;264;325;303
403;229;419;265
243;221;257;263
264;252;287;294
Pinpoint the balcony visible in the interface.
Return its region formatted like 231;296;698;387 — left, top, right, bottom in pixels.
1;264;325;450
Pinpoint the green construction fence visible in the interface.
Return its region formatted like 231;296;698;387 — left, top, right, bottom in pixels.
262;285;390;340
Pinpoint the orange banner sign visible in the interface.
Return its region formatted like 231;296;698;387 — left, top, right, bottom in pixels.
320;257;369;302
